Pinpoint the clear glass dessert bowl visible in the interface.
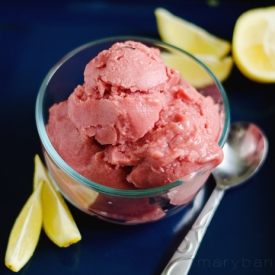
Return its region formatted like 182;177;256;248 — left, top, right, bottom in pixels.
35;36;230;225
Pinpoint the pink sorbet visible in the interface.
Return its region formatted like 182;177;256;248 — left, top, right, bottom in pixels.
47;40;223;190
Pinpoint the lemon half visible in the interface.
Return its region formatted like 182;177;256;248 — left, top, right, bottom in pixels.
232;6;275;82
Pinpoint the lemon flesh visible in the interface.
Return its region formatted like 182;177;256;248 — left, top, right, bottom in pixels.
33;155;81;247
162;52;233;88
5;182;43;272
155;8;230;58
232;6;275;82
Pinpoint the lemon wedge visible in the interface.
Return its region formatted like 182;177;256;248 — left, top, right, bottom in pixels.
33;154;49;190
162;52;233;88
5;182;43;272
33;155;81;247
232;6;275;82
155;8;233;84
41;178;82;247
155;8;231;58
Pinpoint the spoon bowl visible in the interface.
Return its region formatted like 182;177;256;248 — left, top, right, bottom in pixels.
213;122;268;189
161;122;268;275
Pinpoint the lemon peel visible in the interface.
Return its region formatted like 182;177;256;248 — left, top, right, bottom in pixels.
5;182;43;272
232;6;275;82
155;7;231;58
161;52;233;88
33;155;81;247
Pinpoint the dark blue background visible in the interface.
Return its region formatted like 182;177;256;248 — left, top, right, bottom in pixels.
1;1;275;274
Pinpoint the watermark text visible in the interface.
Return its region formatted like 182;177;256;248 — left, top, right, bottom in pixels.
197;257;272;269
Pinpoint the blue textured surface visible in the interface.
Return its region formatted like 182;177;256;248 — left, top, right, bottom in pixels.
1;1;275;274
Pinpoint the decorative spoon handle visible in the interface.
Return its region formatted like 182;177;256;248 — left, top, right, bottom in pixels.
161;187;224;275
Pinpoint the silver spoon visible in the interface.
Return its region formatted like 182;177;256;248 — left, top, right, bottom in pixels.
161;122;269;275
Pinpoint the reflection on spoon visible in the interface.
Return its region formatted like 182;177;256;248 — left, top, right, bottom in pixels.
161;122;268;275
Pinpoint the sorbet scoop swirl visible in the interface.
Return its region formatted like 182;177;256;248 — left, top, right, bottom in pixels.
47;41;223;190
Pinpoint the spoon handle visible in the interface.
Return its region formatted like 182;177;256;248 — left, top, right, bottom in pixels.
161;187;224;275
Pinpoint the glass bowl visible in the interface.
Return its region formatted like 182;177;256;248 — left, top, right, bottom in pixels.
35;36;230;225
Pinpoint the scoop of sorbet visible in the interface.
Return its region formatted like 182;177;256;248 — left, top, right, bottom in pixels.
68;41;179;145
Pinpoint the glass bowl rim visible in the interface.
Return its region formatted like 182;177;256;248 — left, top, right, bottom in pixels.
35;35;230;198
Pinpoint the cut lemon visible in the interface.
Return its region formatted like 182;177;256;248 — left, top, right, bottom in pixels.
162;52;233;88
33;155;81;247
155;8;231;58
232;6;275;82
5;182;43;272
33;154;49;190
42;178;82;247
